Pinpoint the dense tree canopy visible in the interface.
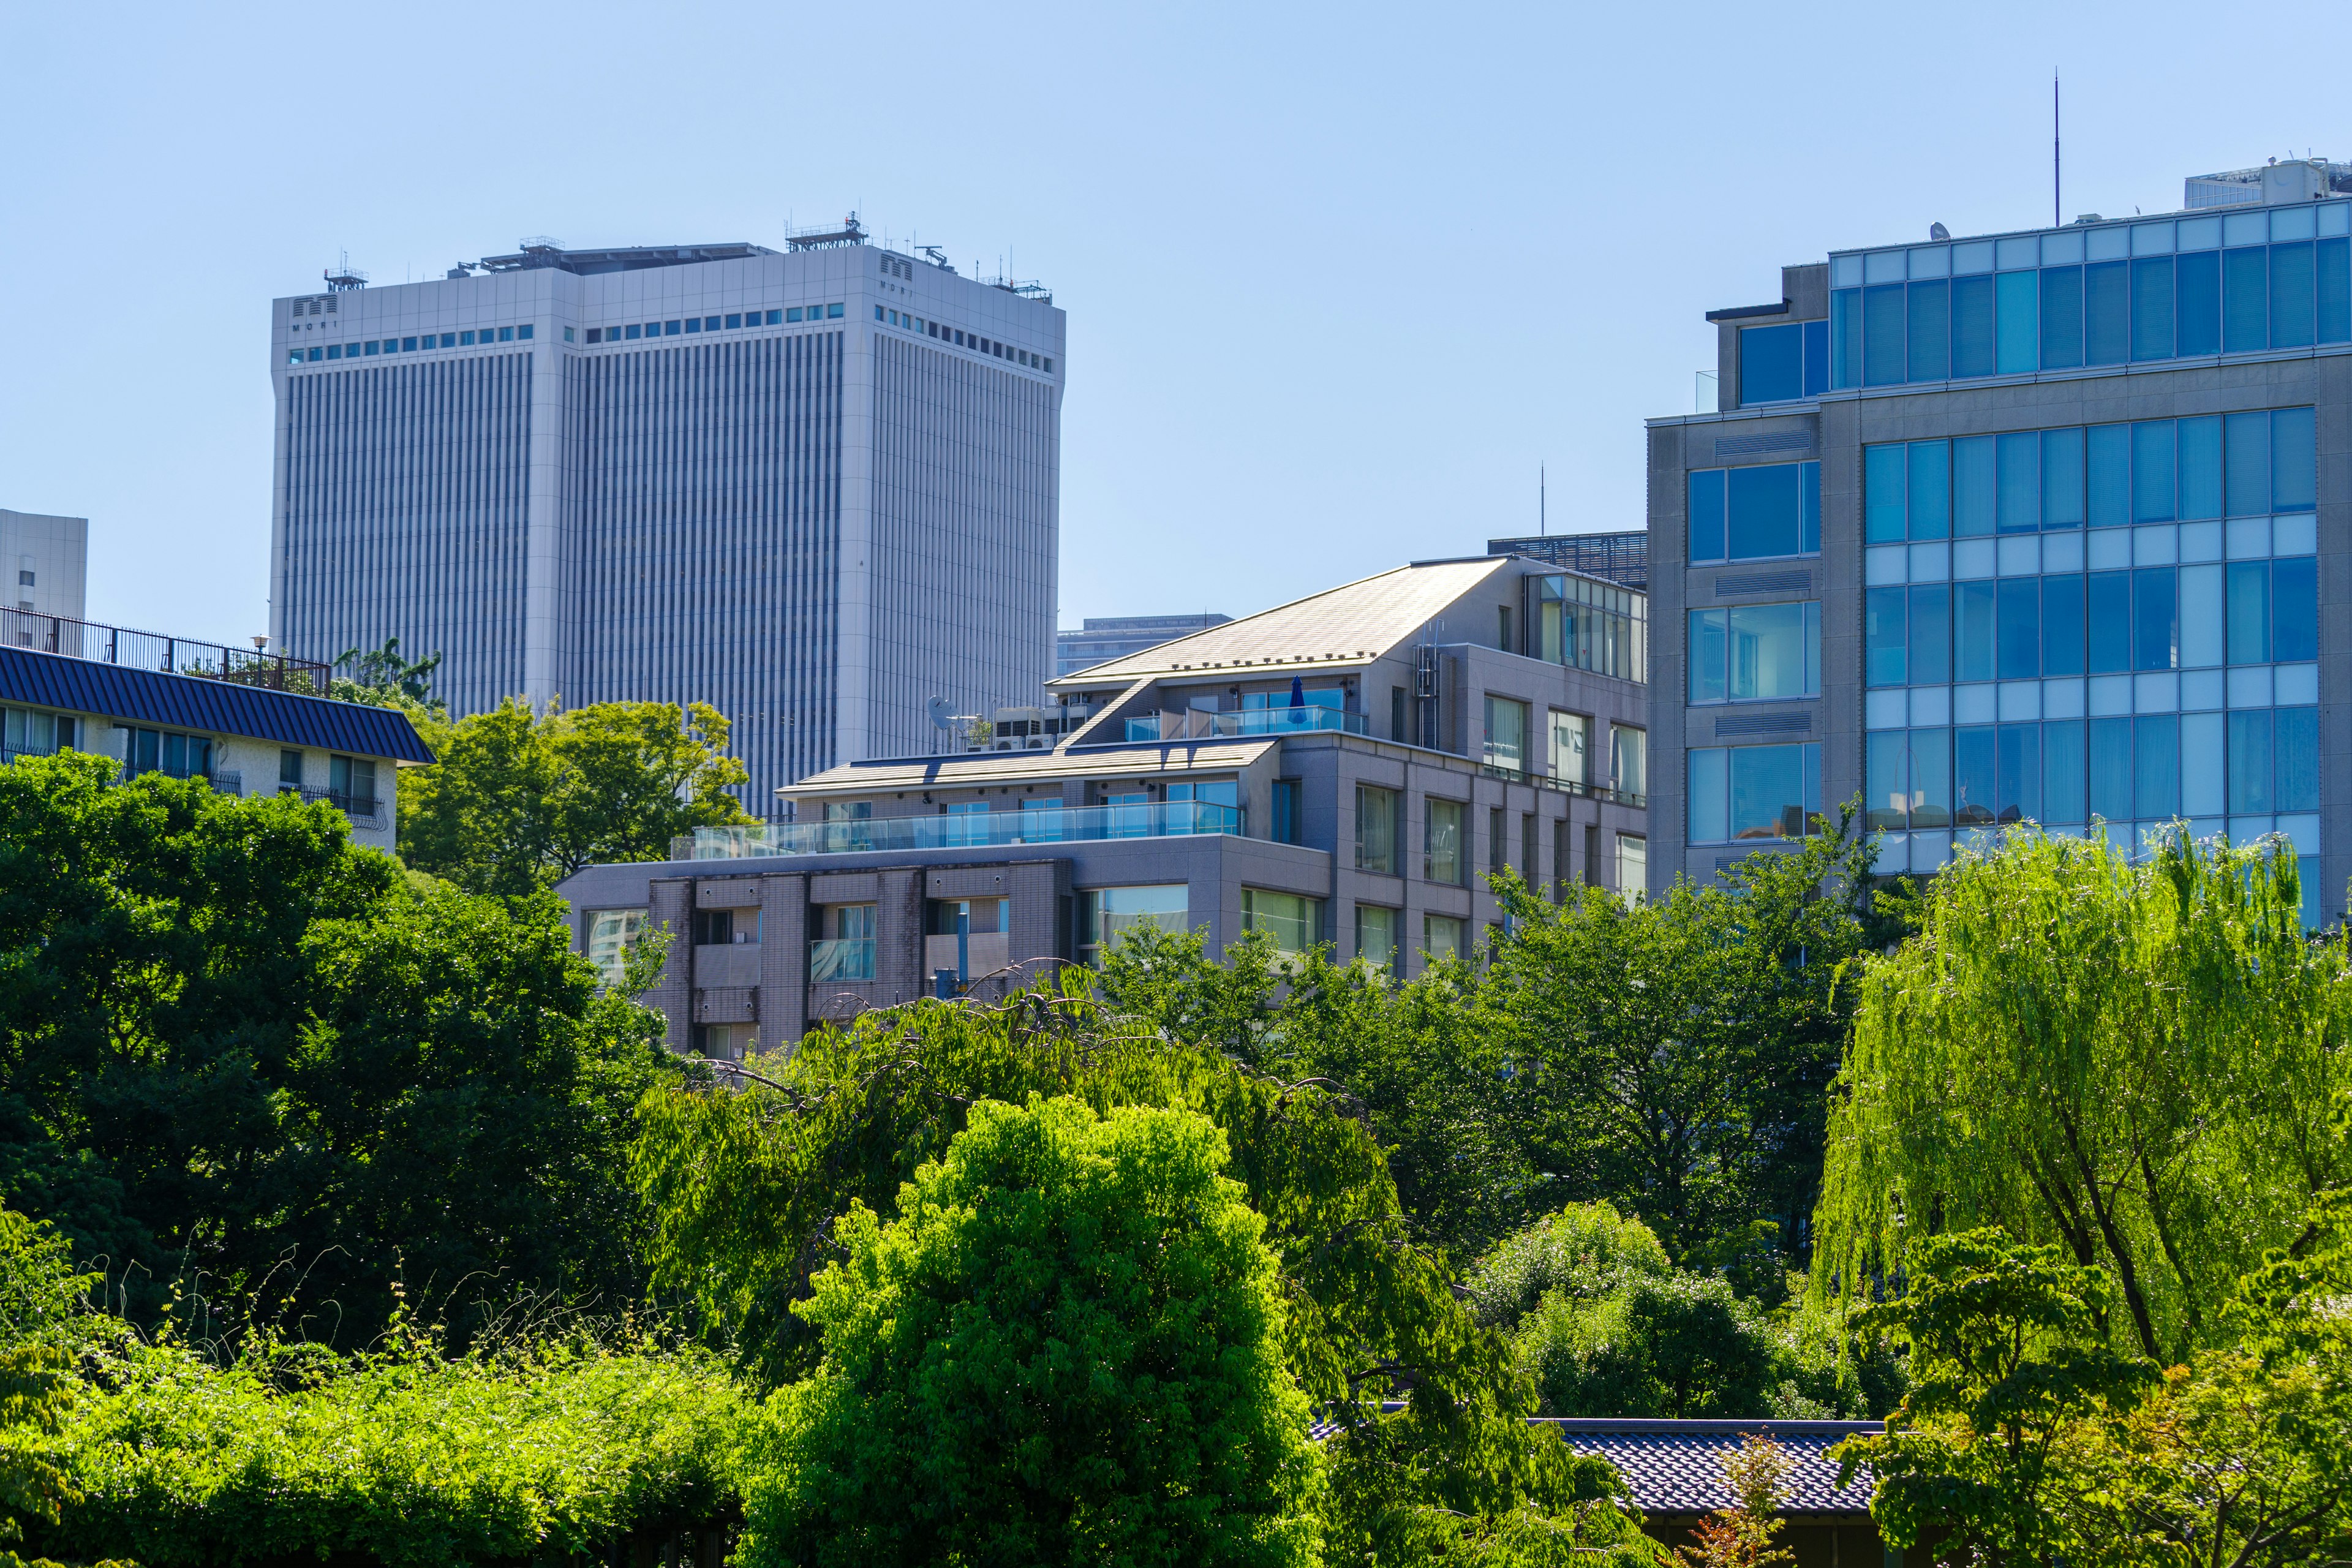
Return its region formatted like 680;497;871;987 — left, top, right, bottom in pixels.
1817;830;2352;1362
398;697;753;897
0;753;679;1343
741;1096;1321;1568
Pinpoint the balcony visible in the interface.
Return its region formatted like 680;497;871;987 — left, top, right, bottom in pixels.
1123;707;1368;742
689;801;1243;860
1476;761;1646;810
2;608;332;694
809;938;876;981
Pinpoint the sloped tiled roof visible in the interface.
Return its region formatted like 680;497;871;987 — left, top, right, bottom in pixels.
1046;558;1512;692
778;739;1278;797
0;644;435;763
1544;1419;1879;1516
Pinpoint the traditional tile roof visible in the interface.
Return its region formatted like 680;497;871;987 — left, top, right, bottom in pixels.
1543;1419;1880;1517
1045;558;1515;692
0;644;435;763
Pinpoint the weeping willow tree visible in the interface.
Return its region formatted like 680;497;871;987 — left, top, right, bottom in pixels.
1817;829;2352;1363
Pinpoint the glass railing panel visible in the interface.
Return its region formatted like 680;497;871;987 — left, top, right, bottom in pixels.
694;801;1244;859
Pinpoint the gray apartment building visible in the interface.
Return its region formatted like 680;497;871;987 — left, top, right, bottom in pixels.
554;554;1650;1055
270;227;1063;805
1646;157;2351;928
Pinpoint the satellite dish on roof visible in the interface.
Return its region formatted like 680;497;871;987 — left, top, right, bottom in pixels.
1929;222;1951;240
927;696;957;731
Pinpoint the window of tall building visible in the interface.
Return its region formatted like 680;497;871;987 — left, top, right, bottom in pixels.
1687;461;1822;564
1610;726;1647;799
1423;797;1465;884
586;909;649;987
1241;889;1321;954
1687;603;1821;704
1483;695;1530;772
1549;711;1589;786
1422;913;1464;966
1687;743;1823;845
1078;886;1191;967
1355;905;1398;971
1616;835;1648;905
1355;785;1398;874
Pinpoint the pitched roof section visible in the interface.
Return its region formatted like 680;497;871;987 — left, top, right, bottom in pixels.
779;739;1279;797
1045;558;1515;692
1543;1419;1879;1517
0;646;435;764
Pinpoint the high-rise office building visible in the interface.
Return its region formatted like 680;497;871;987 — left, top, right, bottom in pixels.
270;228;1064;804
1650;158;2350;925
1055;612;1233;677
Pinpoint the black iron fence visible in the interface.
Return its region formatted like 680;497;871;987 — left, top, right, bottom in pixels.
1;609;332;694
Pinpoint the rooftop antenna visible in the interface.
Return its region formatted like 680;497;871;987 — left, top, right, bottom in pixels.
1540;464;1547;537
2053;74;2061;229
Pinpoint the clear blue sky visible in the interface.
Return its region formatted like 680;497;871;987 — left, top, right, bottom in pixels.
3;0;2342;642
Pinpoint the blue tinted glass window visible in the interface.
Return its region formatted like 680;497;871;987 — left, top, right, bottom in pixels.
1688;609;1727;703
2136;715;2180;820
1740;324;1801;404
364;341;380;355
2226;561;2271;665
2177;417;2222;520
2228;710;2274;813
2277;709;2320;813
1832;290;1861;388
513;326;530;341
826;303;843;318
2089;716;2134;823
2131;421;2176;522
1689;750;1728;844
1724;744;1820;841
326;344;341;359
2087;571;2132;673
1997;578;2040;679
787;307;804;323
2224;411;2269;516
1908;440;1950;540
2041;428;2083;528
2272;407;2316;511
1863;285;1905;385
2178;249;2221;355
1909;584;1951;685
1688;470;1725;563
1910;728;1952;828
1801;319;1830;394
1866;588;1906;685
1951;274;1996;377
2319;237;2351;344
1907;280;1950;381
1866;732;1907;832
1954;726;1996;827
1996;271;2038;373
2043;718;2086;824
664;320;680;335
685;317;701;333
494;326;511;341
726;314;742;328
2273;556;2318;662
1864;445;1906;543
1798;462;1820;553
624;324;641;339
401;337;417;351
1953;436;1996;537
1996;431;2040;533
2270;242;2315;349
1727;464;1802;558
1997;725;2041;824
2086;424;2130;528
2134;567;2178;671
1955;581;1994;682
766;309;782;324
2041;575;2085;676
704;316;720;331
2130;256;2176;360
2223;247;2266;352
2040;266;2083;369
2084;260;2128;365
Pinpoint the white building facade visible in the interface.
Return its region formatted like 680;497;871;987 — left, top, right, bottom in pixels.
270;234;1064;804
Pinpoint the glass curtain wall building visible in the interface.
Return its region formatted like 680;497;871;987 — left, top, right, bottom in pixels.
1648;165;2350;925
271;237;1065;805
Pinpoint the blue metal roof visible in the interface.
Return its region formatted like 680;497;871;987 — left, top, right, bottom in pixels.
0;645;435;763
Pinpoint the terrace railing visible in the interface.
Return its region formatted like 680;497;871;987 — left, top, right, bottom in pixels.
2;609;332;695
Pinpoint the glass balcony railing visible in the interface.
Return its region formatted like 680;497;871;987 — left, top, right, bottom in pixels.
1124;707;1368;742
692;801;1244;860
809;938;876;981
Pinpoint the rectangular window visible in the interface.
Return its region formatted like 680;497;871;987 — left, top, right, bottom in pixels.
1953;435;1996;536
1686;742;1823;843
2272;406;2316;511
1688;469;1725;563
1523;813;1538;882
1739;322;1802;404
2041;574;2084;676
1610;725;1646;798
826;303;843;318
1424;798;1465;884
2226;559;2271;665
2223;247;2267;352
2087;423;2130;527
325;344;342;360
685;316;702;333
2087;572;2132;674
1863;284;1906;385
1355;785;1397;873
585;328;601;344
1686;601;1819;704
1355;905;1398;971
1422;913;1464;966
1865;731;1907;831
1996;578;2040;680
1996;270;2039;374
2087;717;2133;824
2277;709;2320;813
766;309;783;325
2270;242;2315;349
2229;710;2274;813
692;908;737;946
2132;421;2176;522
586;909;649;987
1906;279;1950;381
1483;695;1530;771
2178;248;2221;356
2136;715;2180;820
1952;273;1996;377
2178;417;2223;519
1865;445;1907;543
1832;288;1862;387
2084;260;2128;365
725;313;742;329
2041;428;2083;528
2130;255;2176;360
1489;806;1506;873
1953;726;1996;827
1548;710;1589;785
1687;461;1820;562
1955;581;1995;683
1616;835;1647;905
278;748;303;791
2134;567;2178;672
326;754;377;811
1865;587;1906;686
2320;236;2351;343
1996;431;2040;532
2273;557;2318;662
1909;582;1951;684
2225;410;2269;516
1909;440;1950;539
2040;265;2082;369
623;324;641;340
515;325;532;341
2044;720;2087;824
1078;886;1190;967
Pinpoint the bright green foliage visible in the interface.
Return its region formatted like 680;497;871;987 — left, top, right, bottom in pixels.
0;1212;94;1568
630;976;1651;1565
28;1327;745;1566
332;635;445;707
1474;826;1878;1267
1464;1201;1672;1330
1818;830;2352;1362
398;696;754;897
740;1096;1319;1568
1515;1272;1781;1420
0;752;680;1343
1834;1229;2160;1565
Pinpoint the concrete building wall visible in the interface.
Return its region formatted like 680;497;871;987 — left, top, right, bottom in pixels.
0;509;88;622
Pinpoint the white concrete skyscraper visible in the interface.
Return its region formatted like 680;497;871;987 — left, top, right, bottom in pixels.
270;225;1063;804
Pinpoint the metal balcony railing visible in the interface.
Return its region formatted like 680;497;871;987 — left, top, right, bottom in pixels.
2;608;331;694
1476;761;1646;809
690;801;1243;861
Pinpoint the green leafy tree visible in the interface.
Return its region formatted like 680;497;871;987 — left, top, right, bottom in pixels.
1514;1270;1782;1420
398;697;754;897
1463;1201;1672;1331
331;635;445;707
1833;1229;2160;1567
1817;830;2352;1362
0;1210;97;1567
1476;821;1879;1266
0;752;680;1344
741;1095;1320;1568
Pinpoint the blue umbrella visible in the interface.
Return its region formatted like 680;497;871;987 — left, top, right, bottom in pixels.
1289;676;1305;707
